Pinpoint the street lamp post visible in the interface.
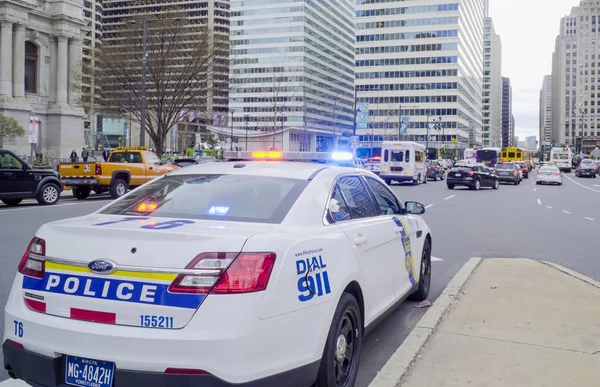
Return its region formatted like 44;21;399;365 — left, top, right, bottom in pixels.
230;110;235;151
140;16;148;147
244;115;249;150
425;114;430;161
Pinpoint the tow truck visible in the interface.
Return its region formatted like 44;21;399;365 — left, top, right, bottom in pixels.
58;147;179;199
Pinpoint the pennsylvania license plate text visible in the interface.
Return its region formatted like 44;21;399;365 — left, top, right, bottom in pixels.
65;355;114;387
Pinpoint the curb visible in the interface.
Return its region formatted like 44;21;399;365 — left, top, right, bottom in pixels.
368;257;483;387
541;261;600;289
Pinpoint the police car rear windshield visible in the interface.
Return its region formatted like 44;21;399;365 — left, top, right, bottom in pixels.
100;174;309;224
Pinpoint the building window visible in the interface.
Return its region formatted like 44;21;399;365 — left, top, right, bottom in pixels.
25;42;38;94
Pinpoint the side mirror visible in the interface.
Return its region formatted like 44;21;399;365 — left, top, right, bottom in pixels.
405;201;425;215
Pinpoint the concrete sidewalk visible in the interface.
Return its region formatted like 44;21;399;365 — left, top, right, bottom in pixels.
399;259;600;386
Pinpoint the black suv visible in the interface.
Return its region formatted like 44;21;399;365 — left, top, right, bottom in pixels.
446;164;499;190
0;149;62;206
495;162;521;185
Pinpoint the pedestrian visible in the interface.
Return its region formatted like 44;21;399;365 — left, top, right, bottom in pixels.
70;149;77;162
102;149;110;162
81;147;89;162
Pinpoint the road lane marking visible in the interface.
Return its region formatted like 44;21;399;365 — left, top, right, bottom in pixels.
537;199;542;205
546;206;553;209
584;217;595;221
431;257;444;262
444;195;456;201
562;174;600;194
0;202;94;213
594;185;600;187
425;204;434;209
563;211;571;214
533;188;537;191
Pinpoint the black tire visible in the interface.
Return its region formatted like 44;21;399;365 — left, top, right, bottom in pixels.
536;181;540;185
473;179;481;191
72;186;91;200
492;179;499;190
447;184;454;190
441;172;446;181
2;199;22;206
110;179;128;199
434;174;438;181
316;293;363;387
409;238;432;301
36;183;60;205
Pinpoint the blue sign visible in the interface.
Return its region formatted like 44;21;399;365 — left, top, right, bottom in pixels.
400;116;410;135
356;102;369;130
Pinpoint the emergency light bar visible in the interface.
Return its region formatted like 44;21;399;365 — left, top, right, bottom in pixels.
223;151;355;164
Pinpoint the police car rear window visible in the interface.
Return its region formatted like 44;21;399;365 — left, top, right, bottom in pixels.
100;174;309;224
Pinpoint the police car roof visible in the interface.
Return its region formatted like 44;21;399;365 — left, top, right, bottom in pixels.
168;161;353;180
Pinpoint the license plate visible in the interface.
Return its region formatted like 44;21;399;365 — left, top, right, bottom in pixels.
65;355;115;387
455;173;461;177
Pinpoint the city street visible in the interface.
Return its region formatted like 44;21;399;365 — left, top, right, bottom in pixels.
0;170;599;386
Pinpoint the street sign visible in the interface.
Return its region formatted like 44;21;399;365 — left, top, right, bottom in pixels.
28;116;39;144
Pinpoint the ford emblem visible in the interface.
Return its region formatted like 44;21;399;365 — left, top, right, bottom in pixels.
88;260;117;275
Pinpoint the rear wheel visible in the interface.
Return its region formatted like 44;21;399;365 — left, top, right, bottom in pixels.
493;179;499;190
72;186;91;200
316;293;363;387
110;179;128;199
447;184;454;190
473;179;481;191
2;199;22;206
409;238;431;301
434;174;438;181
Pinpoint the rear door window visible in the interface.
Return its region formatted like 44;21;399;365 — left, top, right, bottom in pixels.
335;176;379;220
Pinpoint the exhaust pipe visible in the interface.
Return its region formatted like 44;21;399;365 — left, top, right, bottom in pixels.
4;364;16;379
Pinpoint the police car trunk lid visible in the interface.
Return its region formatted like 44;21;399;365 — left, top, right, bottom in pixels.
20;216;269;329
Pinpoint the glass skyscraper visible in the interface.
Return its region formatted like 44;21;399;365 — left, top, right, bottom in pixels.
229;0;355;152
355;0;484;158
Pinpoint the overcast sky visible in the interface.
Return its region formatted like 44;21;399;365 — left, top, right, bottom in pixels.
489;0;581;140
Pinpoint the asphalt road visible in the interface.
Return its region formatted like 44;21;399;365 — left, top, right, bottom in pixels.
0;170;598;386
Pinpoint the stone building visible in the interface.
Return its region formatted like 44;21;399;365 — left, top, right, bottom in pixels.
0;0;85;160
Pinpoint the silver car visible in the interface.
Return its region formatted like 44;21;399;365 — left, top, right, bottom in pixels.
536;165;563;185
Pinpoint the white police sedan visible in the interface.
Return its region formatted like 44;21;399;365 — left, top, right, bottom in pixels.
3;151;432;387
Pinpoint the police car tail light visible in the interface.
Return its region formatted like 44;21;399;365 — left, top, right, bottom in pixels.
168;252;238;294
18;237;46;279
212;252;276;294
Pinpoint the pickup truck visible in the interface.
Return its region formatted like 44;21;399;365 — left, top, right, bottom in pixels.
58;147;179;199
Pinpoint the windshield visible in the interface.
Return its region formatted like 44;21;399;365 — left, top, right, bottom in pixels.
553;154;570;160
100;174;308;224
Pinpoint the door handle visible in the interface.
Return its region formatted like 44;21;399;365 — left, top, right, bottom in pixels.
354;236;368;246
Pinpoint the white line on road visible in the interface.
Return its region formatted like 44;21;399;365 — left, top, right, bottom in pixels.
594;185;600;188
537;198;542;205
562;174;600;194
431;257;444;262
425;204;434;209
546;206;553;209
444;195;456;201
584;217;595;221
563;211;571;214
533;188;537;192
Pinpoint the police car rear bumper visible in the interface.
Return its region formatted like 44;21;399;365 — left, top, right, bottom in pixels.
3;341;319;387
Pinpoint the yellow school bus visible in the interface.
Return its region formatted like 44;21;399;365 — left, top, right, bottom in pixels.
501;147;533;169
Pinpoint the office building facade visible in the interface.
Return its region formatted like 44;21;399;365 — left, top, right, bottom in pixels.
101;0;230;149
483;17;502;148
551;0;600;154
228;0;355;152
502;76;514;148
539;74;552;158
355;0;484;159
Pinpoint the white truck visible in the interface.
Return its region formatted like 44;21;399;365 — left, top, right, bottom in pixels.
549;146;573;172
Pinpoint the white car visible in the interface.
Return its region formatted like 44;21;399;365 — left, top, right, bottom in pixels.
536;165;563;185
3;151;432;387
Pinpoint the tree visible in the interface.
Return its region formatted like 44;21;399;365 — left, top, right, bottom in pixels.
263;64;300;149
97;10;220;156
0;115;25;147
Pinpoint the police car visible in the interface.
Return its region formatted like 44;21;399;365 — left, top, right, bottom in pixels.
3;151;433;387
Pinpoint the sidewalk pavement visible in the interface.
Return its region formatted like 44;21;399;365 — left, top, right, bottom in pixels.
398;259;600;387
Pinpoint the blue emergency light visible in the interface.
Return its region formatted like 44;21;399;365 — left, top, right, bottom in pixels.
223;151;356;166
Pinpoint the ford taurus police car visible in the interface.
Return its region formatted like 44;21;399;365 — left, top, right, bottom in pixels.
3;151;432;387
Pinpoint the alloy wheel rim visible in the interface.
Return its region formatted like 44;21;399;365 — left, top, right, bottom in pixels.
43;186;58;203
117;184;126;196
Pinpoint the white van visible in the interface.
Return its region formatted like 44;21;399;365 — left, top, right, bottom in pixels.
379;141;427;185
549;146;573;172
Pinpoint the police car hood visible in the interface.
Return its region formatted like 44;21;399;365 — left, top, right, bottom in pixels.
21;215;269;328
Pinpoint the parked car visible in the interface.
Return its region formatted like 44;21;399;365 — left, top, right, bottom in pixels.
426;161;446;181
0;149;63;206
